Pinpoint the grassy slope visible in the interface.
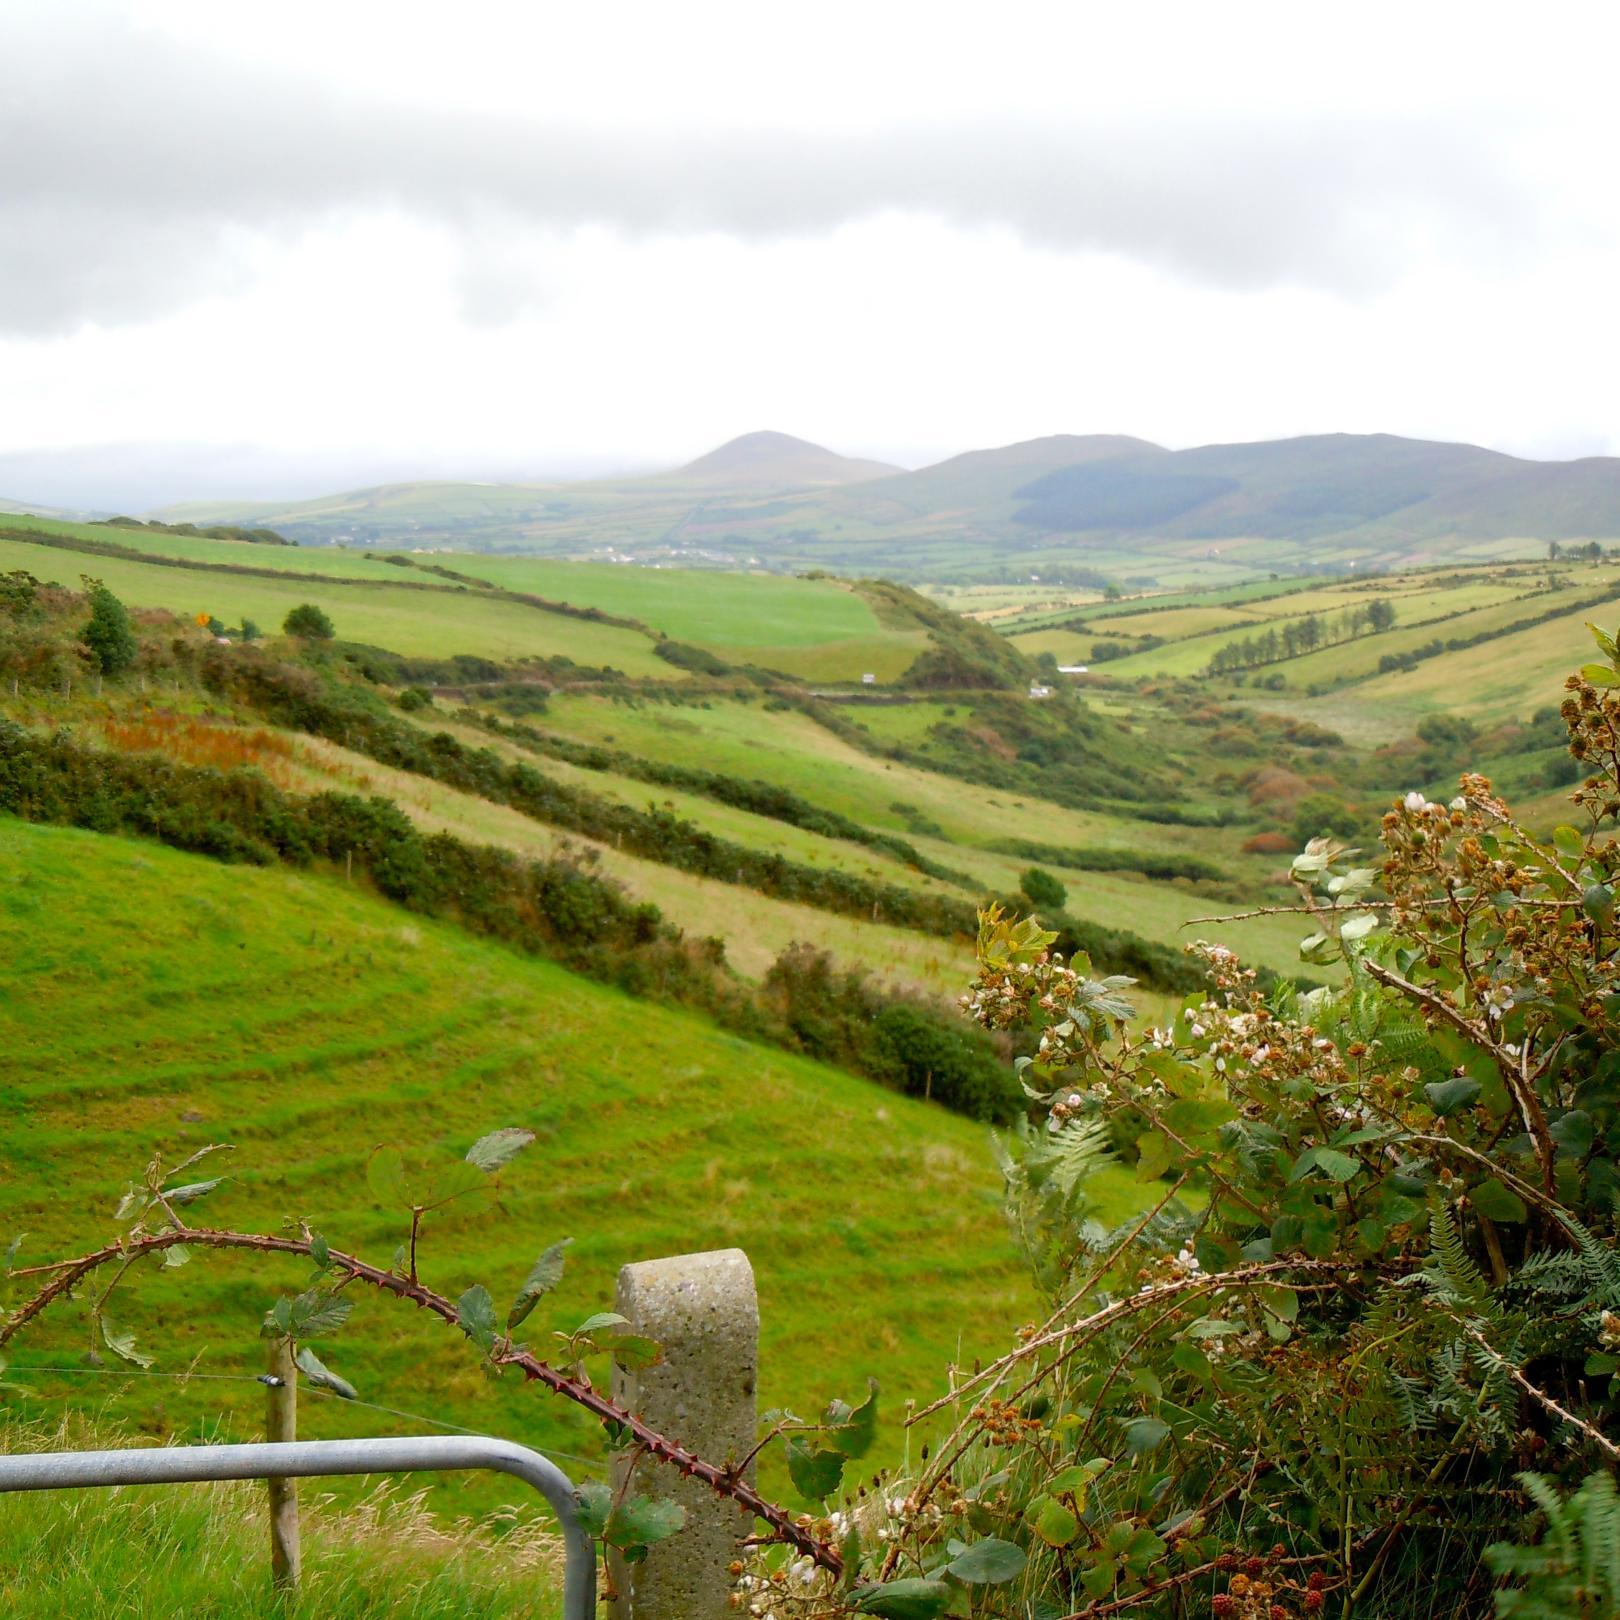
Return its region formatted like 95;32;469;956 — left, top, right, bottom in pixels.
0;515;935;681
0;818;1075;1509
0;532;674;673
524;697;1308;973
277;730;977;990
433;557;876;647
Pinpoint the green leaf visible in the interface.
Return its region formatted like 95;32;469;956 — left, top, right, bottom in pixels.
1554;823;1585;856
1048;1458;1112;1499
1135;1130;1173;1183
1121;1416;1169;1455
572;1311;630;1336
1171;1341;1213;1382
1257;1284;1299;1323
946;1538;1026;1584
295;1345;357;1400
2;1234;23;1275
99;1318;153;1369
420;1159;492;1212
573;1480;613;1538
824;1378;879;1459
1080;1560;1118;1599
458;1284;497;1353
606;1495;685;1550
366;1145;409;1208
1471;1177;1529;1223
508;1238;572;1331
786;1438;846;1502
1028;1494;1080;1547
1552;1110;1597;1159
565;1314;661;1370
288;1288;352;1340
841;1523;862;1592
597;1331;663;1371
1584;886;1616;927
465;1128;536;1172
1161;1098;1236;1135
308;1234;330;1270
1123;1525;1167;1572
1580;663;1620;688
1425;1077;1482;1116
264;1296;294;1339
848;1579;954;1620
160;1243;191;1270
1338;912;1379;943
1312;1148;1360;1183
163;1178;222;1205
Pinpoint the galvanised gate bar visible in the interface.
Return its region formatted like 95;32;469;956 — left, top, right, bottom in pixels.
0;1433;595;1619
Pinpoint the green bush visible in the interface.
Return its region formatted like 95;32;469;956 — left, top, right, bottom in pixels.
282;603;334;640
1018;866;1067;913
82;581;136;676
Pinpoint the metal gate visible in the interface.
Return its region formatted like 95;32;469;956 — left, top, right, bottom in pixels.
0;1433;595;1618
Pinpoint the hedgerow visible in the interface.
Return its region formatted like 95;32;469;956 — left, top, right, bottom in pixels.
740;628;1620;1618
198;647;981;939
0;717;1025;1122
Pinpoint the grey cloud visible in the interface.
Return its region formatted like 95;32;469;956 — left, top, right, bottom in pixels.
0;11;1544;335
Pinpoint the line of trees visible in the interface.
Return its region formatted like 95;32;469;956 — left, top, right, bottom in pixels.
1205;596;1395;675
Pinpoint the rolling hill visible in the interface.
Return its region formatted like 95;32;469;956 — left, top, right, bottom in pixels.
659;430;899;488
114;429;1620;585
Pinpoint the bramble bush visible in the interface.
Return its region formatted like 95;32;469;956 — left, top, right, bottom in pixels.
746;627;1620;1618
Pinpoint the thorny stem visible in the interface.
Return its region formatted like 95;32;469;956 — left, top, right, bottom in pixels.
914;1260;1355;1419
0;1223;842;1574
1363;958;1557;1191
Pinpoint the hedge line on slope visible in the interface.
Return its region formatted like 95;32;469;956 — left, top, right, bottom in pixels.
0;719;1022;1124
469;710;972;885
200;648;978;938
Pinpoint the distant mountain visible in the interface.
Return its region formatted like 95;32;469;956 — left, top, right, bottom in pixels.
0;496;84;520
657;431;900;489
846;435;1166;519
143;429;1620;583
1010;434;1528;539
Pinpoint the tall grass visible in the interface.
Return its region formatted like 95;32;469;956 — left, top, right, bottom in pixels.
0;1418;562;1618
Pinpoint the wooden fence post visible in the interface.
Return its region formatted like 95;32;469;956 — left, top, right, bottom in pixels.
608;1249;758;1620
266;1335;301;1595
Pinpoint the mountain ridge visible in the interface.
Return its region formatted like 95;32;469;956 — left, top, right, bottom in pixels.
32;427;1620;583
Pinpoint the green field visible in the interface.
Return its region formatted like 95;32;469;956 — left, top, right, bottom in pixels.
1017;562;1620;729
0;818;1070;1509
437;556;880;647
0;532;677;673
0;515;942;683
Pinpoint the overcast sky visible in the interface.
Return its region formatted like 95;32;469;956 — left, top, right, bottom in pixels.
5;0;1620;506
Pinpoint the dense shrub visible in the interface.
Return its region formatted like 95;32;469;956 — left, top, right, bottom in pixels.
81;582;137;676
996;837;1226;884
1017;866;1067;912
283;604;334;640
762;945;1019;1123
1240;829;1296;854
827;636;1620;1618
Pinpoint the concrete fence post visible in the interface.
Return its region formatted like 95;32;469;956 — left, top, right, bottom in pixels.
608;1248;758;1620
